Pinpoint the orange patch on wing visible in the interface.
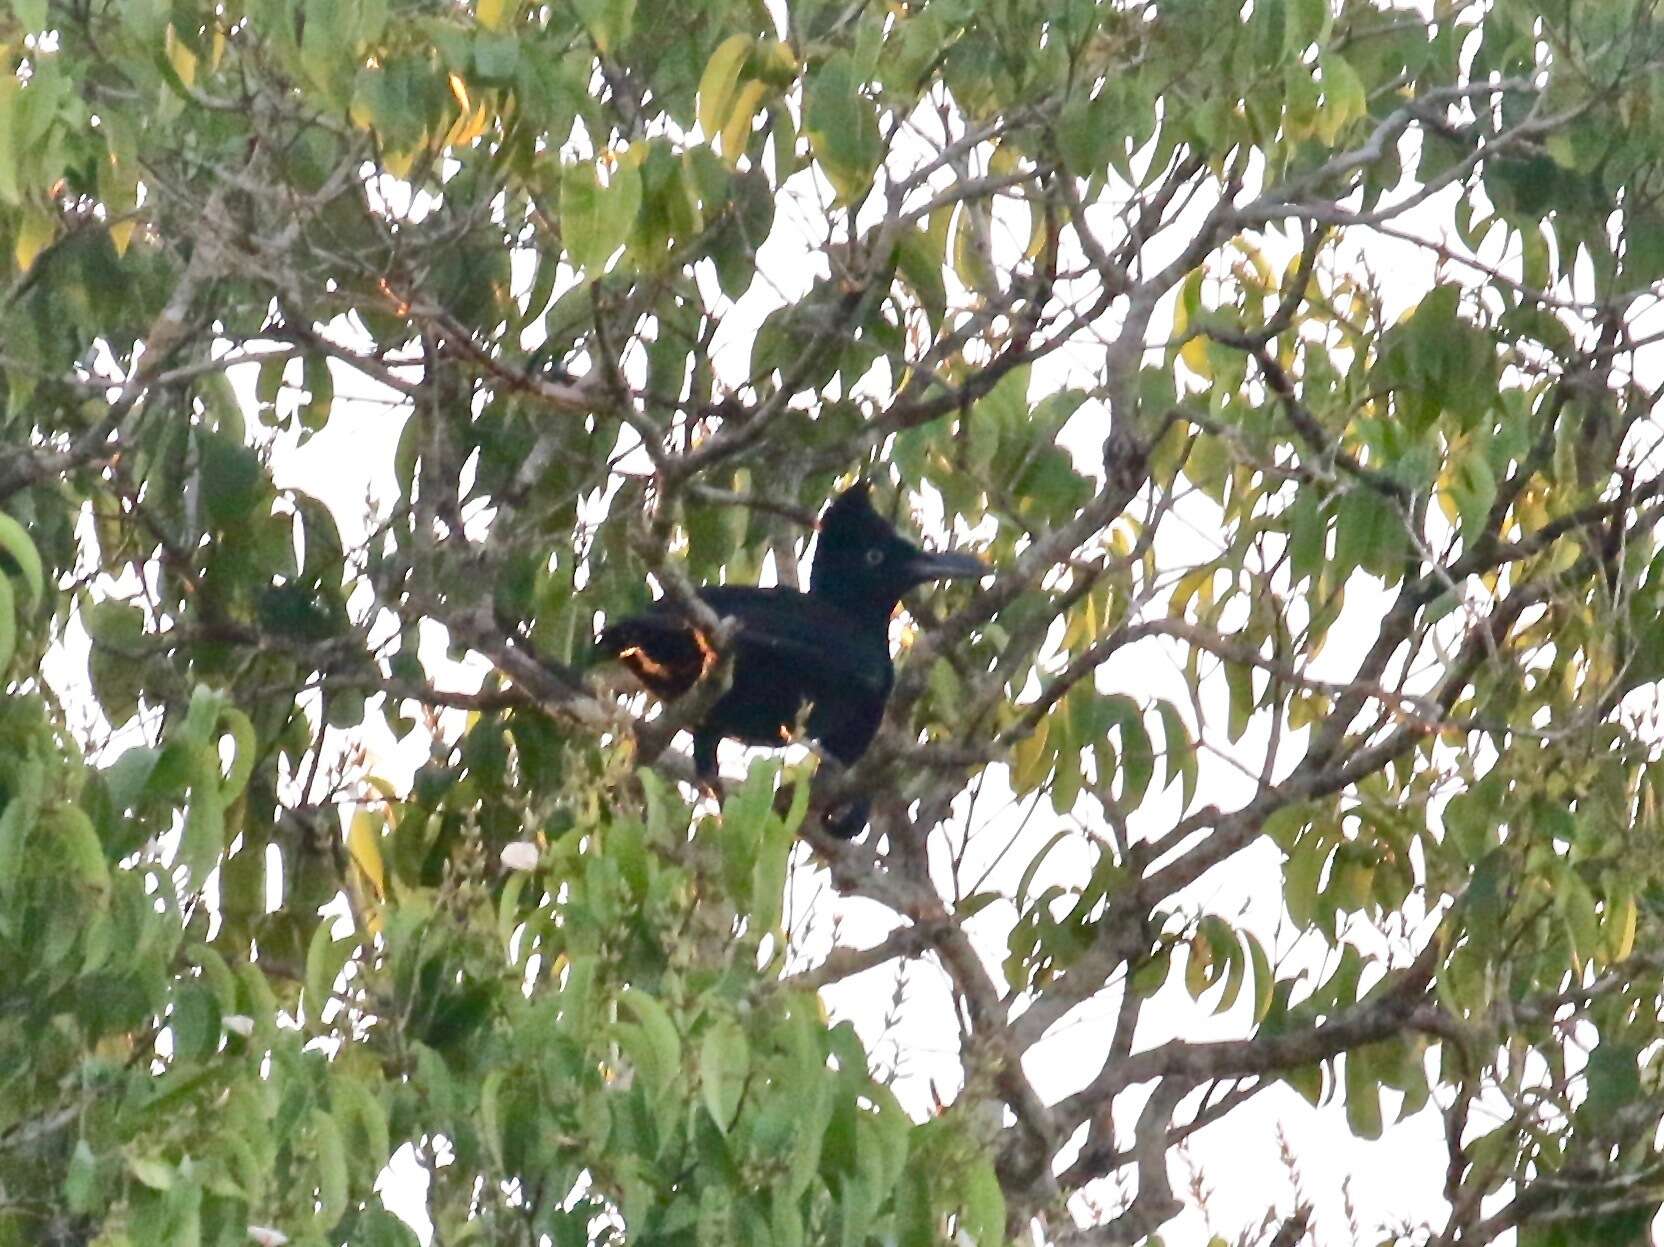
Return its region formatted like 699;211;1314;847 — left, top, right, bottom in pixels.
692;628;718;676
618;644;673;681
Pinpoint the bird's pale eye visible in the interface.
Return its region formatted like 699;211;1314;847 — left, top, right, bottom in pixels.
865;548;885;567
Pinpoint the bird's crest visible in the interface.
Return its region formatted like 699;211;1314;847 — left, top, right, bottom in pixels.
819;481;883;539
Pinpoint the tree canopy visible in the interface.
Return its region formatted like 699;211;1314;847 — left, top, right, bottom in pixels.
4;0;1664;1243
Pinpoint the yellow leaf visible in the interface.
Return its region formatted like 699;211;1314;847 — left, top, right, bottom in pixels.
1169;565;1215;620
1173;268;1212;379
719;78;769;166
382;142;421;180
165;24;198;89
477;0;513;30
754;38;798;86
445;102;490;149
1605;888;1637;961
1023;200;1052;260
697;33;753;141
14;206;52;272
1062;591;1097;652
348;810;386;898
1179;336;1212;377
1011;715;1051;792
109;218;136;258
951;203;995;291
348;88;376;130
1236;236;1272;290
1317;54;1366;146
346;809;386;935
364;774;401;806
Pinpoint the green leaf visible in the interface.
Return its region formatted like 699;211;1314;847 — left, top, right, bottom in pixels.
1130;947;1171;997
1011;711;1052;795
1015;837;1074;920
258;581;342;642
894;227;947;334
699;1018;750;1131
1284;1062;1323;1107
0;77;17;207
0;510;45;605
48;804;109;895
561;158;643;273
1344;1051;1384;1139
1445;449;1496;545
105;746;161;811
1224;659;1254;743
478;1067;507;1168
1283;836;1330;929
618;987;682;1091
170;980;221;1063
197;431;264;527
701;160;773;297
10;0;46;31
300;352;334;432
750;782;796;935
1317;53;1367;143
804;52;881;203
217;708;256;800
720;759;774;907
179;747;225;883
1057;91;1113;177
84;598;145;725
334;1064;392;1167
1286;0;1328;52
0;574;13;674
1211;923;1246;1014
573;0;635;53
127;1156;176;1191
959;1156;1005;1245
1049;727;1082;814
310;1108;349;1226
1156;700;1197;809
1286;487;1326;584
304;923;357;1024
1103;695;1153;807
697;34;753;141
1246;932;1274;1022
1584;1044;1640;1121
1558;867;1599;971
1185;933;1213;999
182;683;226;744
0;756;42;919
1623;211;1664;287
64;1140;101;1215
1444;784;1499;864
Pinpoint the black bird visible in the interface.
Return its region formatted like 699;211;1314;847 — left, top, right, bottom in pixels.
596;483;986;836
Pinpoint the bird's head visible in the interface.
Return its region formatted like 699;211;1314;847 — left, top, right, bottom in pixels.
809;483;986;614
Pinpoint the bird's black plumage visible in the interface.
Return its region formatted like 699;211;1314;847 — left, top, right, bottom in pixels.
596;484;985;837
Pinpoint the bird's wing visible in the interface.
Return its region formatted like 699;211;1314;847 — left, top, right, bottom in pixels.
596;604;715;697
598;588;888;699
700;588;891;698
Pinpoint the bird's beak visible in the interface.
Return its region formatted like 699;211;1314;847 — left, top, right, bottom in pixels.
903;549;988;584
